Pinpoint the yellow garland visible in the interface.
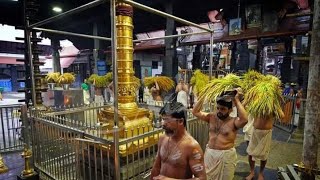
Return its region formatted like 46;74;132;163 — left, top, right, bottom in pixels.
143;76;175;92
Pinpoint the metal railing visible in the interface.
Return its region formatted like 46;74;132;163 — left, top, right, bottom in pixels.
30;105;208;180
0;104;24;152
274;94;298;133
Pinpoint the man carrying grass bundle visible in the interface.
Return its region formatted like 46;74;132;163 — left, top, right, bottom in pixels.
192;88;248;180
242;74;284;180
245;115;273;180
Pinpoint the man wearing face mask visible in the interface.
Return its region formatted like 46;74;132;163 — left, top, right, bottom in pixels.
150;102;206;180
192;88;248;180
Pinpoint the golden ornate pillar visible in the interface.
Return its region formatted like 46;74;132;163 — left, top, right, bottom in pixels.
116;2;138;111
99;2;153;141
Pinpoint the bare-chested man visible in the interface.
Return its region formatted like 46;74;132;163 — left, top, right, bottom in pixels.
151;81;162;101
176;79;189;108
192;88;248;180
150;102;206;180
245;115;275;180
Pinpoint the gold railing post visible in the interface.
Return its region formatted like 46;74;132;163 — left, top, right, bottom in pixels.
18;145;39;179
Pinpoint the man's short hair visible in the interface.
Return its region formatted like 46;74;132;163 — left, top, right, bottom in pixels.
159;102;187;127
217;98;233;109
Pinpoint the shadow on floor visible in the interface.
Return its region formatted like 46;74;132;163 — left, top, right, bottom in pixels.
0;151;24;180
235;161;278;180
236;141;248;157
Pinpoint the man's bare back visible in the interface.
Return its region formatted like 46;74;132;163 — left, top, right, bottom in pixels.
253;116;274;130
176;83;189;93
151;88;162;101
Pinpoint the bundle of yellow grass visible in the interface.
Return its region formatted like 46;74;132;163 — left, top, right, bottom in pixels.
143;76;175;92
104;72;113;83
88;72;113;88
198;70;284;119
243;77;284;119
240;70;265;92
198;73;241;102
45;72;60;83
133;76;141;90
190;69;209;95
57;73;75;84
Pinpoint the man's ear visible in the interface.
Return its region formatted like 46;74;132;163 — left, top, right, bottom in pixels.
178;118;184;125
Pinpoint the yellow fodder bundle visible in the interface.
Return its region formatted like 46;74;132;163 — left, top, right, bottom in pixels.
57;73;75;84
198;73;241;102
143;76;175;92
263;74;282;87
104;72;113;83
88;73;112;88
190;69;210;95
240;70;264;92
133;76;141;90
45;72;60;83
243;79;284;119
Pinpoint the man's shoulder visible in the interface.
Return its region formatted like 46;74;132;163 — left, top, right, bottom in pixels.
158;134;168;144
208;113;217;121
184;135;202;151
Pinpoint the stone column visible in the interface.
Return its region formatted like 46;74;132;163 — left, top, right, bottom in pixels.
163;1;178;78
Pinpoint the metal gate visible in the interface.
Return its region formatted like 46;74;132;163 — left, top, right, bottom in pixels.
274;95;298;133
0;104;24;152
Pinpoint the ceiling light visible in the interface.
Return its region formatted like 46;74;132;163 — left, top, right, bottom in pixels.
176;47;182;51
52;7;62;13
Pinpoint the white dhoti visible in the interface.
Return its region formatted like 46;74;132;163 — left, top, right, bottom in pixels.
177;90;188;107
243;114;254;141
154;101;163;107
246;128;272;161
83;90;90;105
204;146;237;180
94;95;104;104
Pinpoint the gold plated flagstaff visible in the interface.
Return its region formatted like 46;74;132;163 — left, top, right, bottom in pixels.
99;2;156;146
